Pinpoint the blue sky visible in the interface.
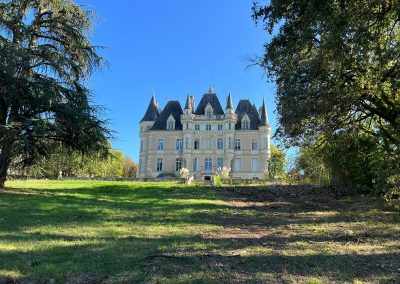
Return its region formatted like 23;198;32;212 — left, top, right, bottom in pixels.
79;0;276;161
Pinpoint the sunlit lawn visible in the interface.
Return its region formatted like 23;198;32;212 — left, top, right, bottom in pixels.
0;180;399;283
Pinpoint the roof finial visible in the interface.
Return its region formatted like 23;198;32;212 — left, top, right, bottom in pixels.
208;84;215;94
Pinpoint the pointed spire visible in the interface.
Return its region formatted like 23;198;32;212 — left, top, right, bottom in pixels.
226;92;233;110
140;95;160;122
184;94;192;110
260;97;269;126
208;84;215;94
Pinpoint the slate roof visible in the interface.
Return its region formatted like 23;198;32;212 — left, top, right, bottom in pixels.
150;100;183;130
194;92;224;115
235;100;261;130
260;98;269;126
226;92;233;109
140;96;160;122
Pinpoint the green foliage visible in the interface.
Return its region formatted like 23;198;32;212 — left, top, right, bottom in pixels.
213;174;222;187
0;0;109;187
14;144;137;178
267;145;286;179
253;0;400;147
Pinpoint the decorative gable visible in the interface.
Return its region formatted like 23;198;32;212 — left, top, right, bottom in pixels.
167;114;175;130
241;114;250;130
205;103;214;118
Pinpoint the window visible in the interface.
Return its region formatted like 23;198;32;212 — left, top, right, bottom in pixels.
206;138;211;150
176;158;183;171
146;126;150;131
264;137;268;149
157;139;164;150
194;139;200;150
217;138;223;150
234;158;241;172
229;137;232;149
234;139;241;150
218;124;223;130
140;140;143;152
206;124;211;131
176;138;183;150
251;139;258;150
205;158;212;171
195;124;200;131
206;111;212;118
186;123;189;130
185;137;189;149
217;158;224;169
193;157;198;171
251;158;259;172
229;123;232;130
242;120;250;130
156;158;163;171
167;121;174;130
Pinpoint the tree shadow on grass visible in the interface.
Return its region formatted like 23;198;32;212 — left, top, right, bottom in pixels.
0;183;399;283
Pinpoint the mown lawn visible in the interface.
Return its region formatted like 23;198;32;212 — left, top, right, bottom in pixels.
0;180;399;283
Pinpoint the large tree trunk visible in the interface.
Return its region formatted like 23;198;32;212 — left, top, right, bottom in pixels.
0;141;14;189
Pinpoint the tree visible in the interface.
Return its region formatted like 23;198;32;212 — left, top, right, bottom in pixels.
0;0;110;188
268;144;286;179
252;0;400;147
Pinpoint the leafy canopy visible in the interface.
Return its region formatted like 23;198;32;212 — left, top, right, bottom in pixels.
253;0;400;147
0;0;110;186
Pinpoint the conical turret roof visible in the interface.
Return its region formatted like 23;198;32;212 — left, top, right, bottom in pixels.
140;96;160;122
226;92;233;110
260;98;269;126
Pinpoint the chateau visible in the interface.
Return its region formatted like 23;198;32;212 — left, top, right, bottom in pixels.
138;86;271;180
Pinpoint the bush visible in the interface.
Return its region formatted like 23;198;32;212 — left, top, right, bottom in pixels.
213;175;222;187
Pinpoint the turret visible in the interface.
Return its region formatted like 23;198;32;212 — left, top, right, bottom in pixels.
225;92;234;114
184;94;194;114
259;98;269;126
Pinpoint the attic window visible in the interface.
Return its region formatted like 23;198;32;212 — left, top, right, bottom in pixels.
205;104;213;118
206;111;212;118
167;115;175;130
241;114;250;130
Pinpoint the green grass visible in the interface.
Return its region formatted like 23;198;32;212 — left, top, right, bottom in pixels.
0;180;399;283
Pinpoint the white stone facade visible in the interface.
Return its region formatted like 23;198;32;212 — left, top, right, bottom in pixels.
138;87;271;180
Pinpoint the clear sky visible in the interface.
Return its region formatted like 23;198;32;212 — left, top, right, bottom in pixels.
78;0;276;161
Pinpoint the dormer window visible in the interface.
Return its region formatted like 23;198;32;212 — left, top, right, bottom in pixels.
205;103;213;118
167;114;175;130
241;114;250;130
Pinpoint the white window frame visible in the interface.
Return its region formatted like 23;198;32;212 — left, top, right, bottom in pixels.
157;139;164;151
234;139;241;150
217;158;224;169
251;139;258;150
251;158;259;172
176;158;183;171
193;157;198;171
156;158;163;171
194;139;200;150
206;124;211;131
206;138;211;150
234;158;241;172
218;124;223;130
205;158;212;171
217;138;223;150
176;138;183;150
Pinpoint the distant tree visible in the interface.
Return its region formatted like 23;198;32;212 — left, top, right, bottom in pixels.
252;0;400;147
0;0;110;188
122;156;137;178
268;145;286;179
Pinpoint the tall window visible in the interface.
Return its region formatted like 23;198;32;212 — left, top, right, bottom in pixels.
229;123;232;130
218;124;223;131
229;137;232;149
251;139;258;150
140;140;143;152
234;139;241;150
217;158;224;169
167;121;174;130
193;157;198;171
157;139;164;150
176;158;183;171
251;158;259;172
206;111;212;118
156;158;163;171
176;138;183;150
186;123;189;130
242;120;250;130
217;138;223;150
206;138;211;150
205;158;212;171
194;139;200;150
234;158;241;172
206;124;211;131
185;137;189;149
195;124;200;131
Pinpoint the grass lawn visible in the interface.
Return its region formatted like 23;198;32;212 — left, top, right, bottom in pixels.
0;180;399;283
